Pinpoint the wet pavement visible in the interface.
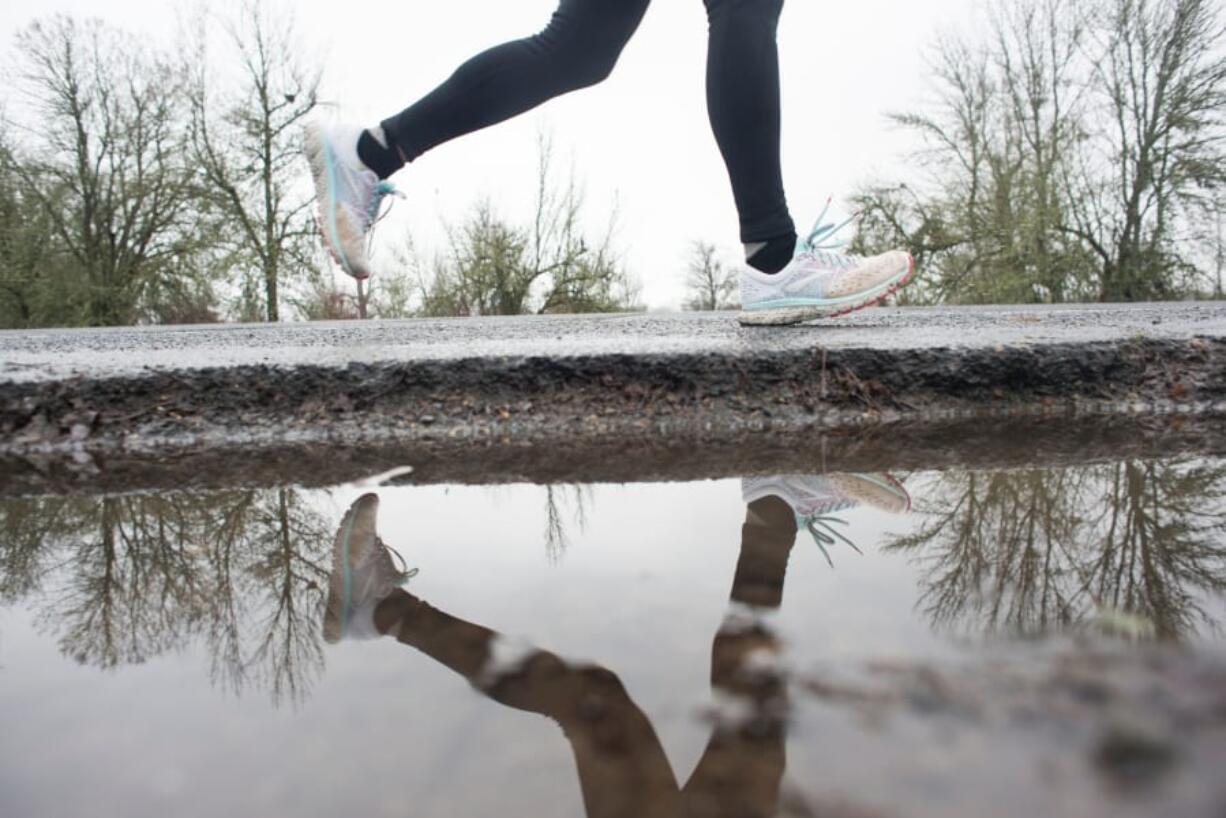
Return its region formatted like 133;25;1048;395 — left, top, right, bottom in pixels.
2;450;1225;818
3;304;1225;383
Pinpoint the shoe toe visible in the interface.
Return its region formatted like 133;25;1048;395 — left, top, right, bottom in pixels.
828;251;910;297
829;473;912;514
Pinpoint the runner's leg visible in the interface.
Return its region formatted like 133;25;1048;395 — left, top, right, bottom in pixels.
683;496;796;817
703;0;797;273
372;591;682;818
364;0;651;177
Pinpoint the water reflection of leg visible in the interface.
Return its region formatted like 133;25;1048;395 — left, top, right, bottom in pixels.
371;590;683;818
683;496;797;818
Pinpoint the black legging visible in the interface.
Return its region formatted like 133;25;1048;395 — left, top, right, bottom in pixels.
380;0;794;243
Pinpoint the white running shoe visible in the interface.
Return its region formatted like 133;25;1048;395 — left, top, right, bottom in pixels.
739;203;915;326
304;121;403;281
323;493;417;643
743;473;911;565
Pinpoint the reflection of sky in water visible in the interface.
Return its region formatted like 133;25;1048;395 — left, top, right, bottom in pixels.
1;464;1224;818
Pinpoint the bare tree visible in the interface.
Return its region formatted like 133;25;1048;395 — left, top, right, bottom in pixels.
293;261;364;321
0;124;69;326
1075;0;1226;300
238;488;331;705
890;460;1226;639
1214;198;1225;297
854;0;1100;304
0;496;97;604
8;16;201;326
542;485;590;565
2;487;332;705
420;200;532;316
683;241;738;310
187;0;320;322
416;134;639;316
854;0;1226;303
366;236;420;318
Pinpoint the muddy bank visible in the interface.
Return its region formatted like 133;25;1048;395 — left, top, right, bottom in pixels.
4;411;1226;497
4;337;1225;449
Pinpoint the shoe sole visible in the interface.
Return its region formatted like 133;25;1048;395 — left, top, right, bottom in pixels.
738;255;916;327
305;123;368;281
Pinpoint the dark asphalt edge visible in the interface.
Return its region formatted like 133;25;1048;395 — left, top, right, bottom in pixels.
4;412;1225;497
3;335;1223;436
1;336;1224;495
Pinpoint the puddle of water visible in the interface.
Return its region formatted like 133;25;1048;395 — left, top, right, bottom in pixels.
1;458;1225;818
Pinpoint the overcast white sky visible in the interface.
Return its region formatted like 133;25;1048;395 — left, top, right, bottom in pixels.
1;0;981;310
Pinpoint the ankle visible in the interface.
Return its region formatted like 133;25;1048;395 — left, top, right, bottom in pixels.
372;588;419;635
745;232;797;275
357;127;404;180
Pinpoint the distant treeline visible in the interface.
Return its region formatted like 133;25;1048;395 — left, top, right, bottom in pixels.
1;0;1223;329
851;0;1226;304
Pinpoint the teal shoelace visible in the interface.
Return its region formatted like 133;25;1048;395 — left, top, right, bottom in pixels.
380;537;420;585
796;197;858;256
798;507;864;567
365;180;406;253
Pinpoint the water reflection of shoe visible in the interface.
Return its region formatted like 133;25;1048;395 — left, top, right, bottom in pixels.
324;493;417;643
742;474;910;565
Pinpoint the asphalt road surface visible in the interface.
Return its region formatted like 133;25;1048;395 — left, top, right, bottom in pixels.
2;303;1223;384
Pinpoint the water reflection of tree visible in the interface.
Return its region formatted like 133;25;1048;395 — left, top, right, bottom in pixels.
543;485;590;564
202;489;332;703
0;497;96;603
889;460;1226;639
0;489;331;704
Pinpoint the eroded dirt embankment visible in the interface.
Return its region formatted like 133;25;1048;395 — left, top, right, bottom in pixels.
5;336;1224;441
1;334;1224;496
